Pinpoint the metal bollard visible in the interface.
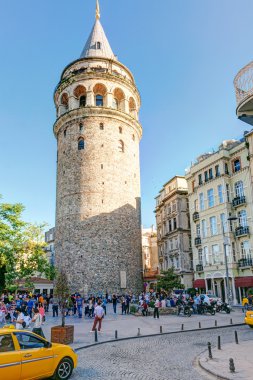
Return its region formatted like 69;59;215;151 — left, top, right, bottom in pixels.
229;358;235;373
137;328;141;336
235;330;239;344
95;328;98;342
207;342;212;359
230;318;233;325
115;330;118;339
181;323;184;331
160;326;163;334
218;336;221;350
199;321;201;329
215;320;217;327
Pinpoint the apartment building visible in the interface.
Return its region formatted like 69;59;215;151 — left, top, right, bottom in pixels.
186;138;253;304
142;226;159;290
155;176;193;289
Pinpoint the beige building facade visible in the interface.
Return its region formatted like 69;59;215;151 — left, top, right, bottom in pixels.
155;176;193;289
142;227;159;289
186;138;253;304
53;3;143;294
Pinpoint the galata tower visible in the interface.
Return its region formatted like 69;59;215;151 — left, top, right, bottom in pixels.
53;1;143;294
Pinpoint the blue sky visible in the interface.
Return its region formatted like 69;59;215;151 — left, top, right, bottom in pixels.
0;0;252;229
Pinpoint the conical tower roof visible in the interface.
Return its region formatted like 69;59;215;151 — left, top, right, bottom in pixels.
80;1;116;60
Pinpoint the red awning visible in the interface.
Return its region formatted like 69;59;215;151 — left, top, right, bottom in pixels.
235;276;253;288
193;279;206;288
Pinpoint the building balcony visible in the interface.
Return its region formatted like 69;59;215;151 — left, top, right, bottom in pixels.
232;196;246;208
238;257;253;268
196;264;203;272
235;226;250;237
193;212;200;222
234;61;253;125
195;237;201;246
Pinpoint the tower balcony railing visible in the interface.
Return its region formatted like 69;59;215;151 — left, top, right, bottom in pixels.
235;225;249;237
232;195;246;208
234;61;253;108
193;212;200;222
195;237;201;246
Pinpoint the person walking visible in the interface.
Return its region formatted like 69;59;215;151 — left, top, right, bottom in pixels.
76;295;83;318
102;297;107;315
121;296;126;315
32;308;45;338
91;300;104;332
154;297;160;319
112;294;117;314
51;296;59;317
125;295;130;314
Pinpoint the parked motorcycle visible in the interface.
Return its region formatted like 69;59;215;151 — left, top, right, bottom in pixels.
216;302;231;314
197;302;216;315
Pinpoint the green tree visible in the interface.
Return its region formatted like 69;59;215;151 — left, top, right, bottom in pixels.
156;267;184;293
0;196;54;291
53;270;70;327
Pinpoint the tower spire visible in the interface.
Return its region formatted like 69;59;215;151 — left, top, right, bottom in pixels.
96;0;100;20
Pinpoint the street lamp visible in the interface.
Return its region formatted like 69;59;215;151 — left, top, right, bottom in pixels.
223;216;238;305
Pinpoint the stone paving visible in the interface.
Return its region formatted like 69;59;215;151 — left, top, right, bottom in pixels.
199;339;253;380
40;304;245;348
71;325;252;380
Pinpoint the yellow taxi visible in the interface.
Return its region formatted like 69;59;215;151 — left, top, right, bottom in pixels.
0;326;78;380
245;310;253;328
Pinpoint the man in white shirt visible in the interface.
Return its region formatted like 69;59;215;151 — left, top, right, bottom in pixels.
91;300;104;332
15;308;25;329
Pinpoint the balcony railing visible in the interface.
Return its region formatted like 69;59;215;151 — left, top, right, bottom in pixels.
234;60;253;106
235;226;249;237
193;212;200;222
232;196;246;208
196;264;203;272
238;257;253;267
195;237;202;246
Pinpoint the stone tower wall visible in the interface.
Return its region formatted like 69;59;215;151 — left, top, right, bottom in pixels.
54;59;143;294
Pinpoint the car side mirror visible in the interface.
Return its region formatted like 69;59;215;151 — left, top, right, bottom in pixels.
44;341;52;348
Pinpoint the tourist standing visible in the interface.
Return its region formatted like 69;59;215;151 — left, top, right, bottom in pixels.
15;308;25;329
154;297;160;319
112;294;117;314
91;300;104;332
121;296;126;315
51;296;59;317
32;308;45;338
76;295;83;318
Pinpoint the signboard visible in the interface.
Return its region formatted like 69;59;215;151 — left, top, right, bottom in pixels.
120;271;127;289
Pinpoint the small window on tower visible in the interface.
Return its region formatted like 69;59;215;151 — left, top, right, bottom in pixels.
119;127;122;134
79;123;83;132
118;140;124;153
64;129;67;137
78;138;85;150
97;42;101;49
132;134;135;141
100;123;104;130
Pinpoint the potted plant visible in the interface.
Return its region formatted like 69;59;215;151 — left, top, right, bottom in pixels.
51;270;74;344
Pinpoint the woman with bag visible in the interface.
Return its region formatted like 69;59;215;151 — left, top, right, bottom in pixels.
32;308;45;338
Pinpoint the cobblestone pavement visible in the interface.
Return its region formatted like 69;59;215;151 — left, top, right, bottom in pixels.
70;325;252;380
40;305;245;347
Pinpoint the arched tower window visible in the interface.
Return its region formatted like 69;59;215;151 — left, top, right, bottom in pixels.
97;42;101;49
79;123;83;132
129;97;137;117
119;127;122;134
93;83;107;107
96;95;103;107
74;85;87;108
118;140;124;153
78;138;85;150
113;88;125;111
61;93;69;111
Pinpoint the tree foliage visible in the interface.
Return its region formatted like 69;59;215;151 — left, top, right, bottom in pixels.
156;267;184;293
0;196;54;291
53;270;70;327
